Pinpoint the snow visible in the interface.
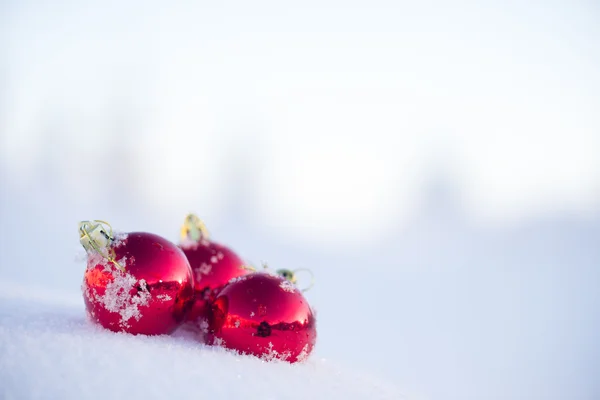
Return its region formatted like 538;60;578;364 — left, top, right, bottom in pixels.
111;232;128;248
0;286;403;400
279;280;297;293
297;344;311;363
197;262;213;277
156;294;172;302
227;275;248;285
100;274;150;327
82;264;152;329
261;342;292;362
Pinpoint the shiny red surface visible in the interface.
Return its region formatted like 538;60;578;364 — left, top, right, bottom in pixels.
207;272;317;363
82;232;194;335
180;240;247;322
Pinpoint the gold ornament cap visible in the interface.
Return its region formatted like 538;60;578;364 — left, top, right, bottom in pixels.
78;220;124;271
180;213;210;242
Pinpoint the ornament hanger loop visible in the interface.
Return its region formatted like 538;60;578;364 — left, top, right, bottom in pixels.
181;213;210;242
78;220;124;272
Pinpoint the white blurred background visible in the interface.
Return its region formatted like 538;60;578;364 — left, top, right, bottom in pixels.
1;1;599;399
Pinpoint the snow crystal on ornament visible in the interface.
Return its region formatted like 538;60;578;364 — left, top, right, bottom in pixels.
195;262;212;283
296;344;311;363
228;275;248;285
82;281;94;303
250;312;255;317
111;232;128;248
261;342;291;362
210;256;218;263
96;272;151;328
86;249;110;269
199;262;212;275
234;320;240;328
279;280;296;293
156;294;172;302
217;252;224;260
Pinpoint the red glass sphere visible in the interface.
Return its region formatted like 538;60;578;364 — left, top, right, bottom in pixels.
207;272;317;363
180;239;247;323
82;231;194;335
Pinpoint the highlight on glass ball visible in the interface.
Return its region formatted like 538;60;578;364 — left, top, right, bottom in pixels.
79;220;194;335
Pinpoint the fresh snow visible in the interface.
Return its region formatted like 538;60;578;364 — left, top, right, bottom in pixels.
279;280;296;293
83;271;151;329
0;284;404;400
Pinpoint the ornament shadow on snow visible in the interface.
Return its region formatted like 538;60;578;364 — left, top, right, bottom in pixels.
79;220;194;335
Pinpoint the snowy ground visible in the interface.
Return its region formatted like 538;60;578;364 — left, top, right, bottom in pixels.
0;283;403;400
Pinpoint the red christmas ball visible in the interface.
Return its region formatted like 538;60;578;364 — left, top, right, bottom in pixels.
207;272;317;363
178;214;247;323
80;221;194;335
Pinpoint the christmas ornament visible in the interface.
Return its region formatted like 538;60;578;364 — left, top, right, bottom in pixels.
80;220;194;335
207;271;317;363
179;214;248;323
